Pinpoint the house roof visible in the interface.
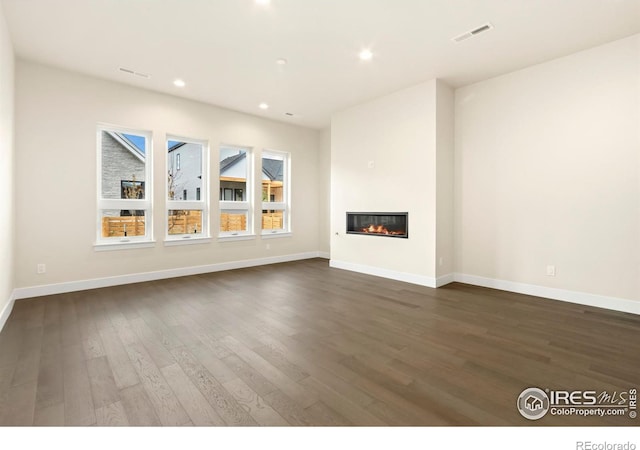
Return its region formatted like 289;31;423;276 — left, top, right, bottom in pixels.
220;152;246;173
220;151;283;182
262;158;283;182
107;131;145;162
168;141;186;152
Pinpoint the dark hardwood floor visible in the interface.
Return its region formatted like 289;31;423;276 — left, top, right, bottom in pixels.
0;258;638;426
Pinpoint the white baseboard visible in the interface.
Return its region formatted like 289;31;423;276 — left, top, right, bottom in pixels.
436;273;455;287
330;259;438;288
0;291;15;334
13;251;326;300
10;253;638;317
328;260;638;315
453;273;640;316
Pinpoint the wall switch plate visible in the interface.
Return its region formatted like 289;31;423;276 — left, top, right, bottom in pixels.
367;160;375;169
37;263;46;274
546;265;556;276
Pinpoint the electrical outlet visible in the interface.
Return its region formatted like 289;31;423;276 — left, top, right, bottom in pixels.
37;263;46;274
367;160;375;169
546;265;556;277
266;243;271;250
439;257;444;266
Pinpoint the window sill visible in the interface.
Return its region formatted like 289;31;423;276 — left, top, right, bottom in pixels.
261;231;292;240
94;240;156;252
164;236;212;247
218;234;257;242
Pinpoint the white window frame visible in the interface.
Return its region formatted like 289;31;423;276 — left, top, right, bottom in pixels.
219;144;253;239
261;149;291;237
95;124;154;249
165;135;210;244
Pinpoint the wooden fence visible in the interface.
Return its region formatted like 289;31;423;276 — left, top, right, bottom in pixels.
262;211;283;230
168;210;202;235
102;210;283;236
220;213;246;232
102;211;202;237
101;215;146;238
220;212;283;231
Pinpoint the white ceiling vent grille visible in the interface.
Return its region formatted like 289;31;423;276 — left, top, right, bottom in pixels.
119;67;151;79
452;23;493;43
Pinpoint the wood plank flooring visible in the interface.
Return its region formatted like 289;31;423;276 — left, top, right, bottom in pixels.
0;258;638;426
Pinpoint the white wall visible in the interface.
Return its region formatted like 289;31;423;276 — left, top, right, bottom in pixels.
435;80;455;279
14;61;322;289
455;34;640;303
0;3;15;324
330;80;442;283
318;127;331;254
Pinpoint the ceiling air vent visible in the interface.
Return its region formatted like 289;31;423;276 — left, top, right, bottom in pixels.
452;23;493;43
119;67;151;79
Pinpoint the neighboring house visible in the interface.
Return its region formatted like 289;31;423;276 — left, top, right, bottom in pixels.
102;134;202;218
261;157;284;202
219;151;283;202
168;141;202;201
103;137;276;209
101;131;145;200
101;131;145;217
219;151;247;201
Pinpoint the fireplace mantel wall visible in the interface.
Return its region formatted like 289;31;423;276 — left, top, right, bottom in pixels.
330;79;454;287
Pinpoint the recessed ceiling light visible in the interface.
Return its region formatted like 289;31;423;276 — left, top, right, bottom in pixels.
173;79;186;87
259;102;269;110
255;0;270;5
276;58;288;65
359;49;373;61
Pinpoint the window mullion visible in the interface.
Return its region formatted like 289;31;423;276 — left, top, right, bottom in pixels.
167;200;203;210
99;199;150;210
220;201;250;211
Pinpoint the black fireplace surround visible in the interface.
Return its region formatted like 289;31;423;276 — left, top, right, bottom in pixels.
346;212;408;238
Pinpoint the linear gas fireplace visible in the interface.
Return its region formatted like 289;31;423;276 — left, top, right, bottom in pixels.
346;212;408;238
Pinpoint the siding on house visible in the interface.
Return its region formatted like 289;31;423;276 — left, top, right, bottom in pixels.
101;132;144;200
168;142;202;201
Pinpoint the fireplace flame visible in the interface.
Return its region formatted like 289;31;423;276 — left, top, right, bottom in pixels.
361;224;404;235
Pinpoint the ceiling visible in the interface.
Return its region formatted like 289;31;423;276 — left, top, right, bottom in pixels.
2;0;639;129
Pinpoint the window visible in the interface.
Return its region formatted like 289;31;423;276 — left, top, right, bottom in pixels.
167;137;208;240
219;145;252;237
261;150;290;235
97;125;152;245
